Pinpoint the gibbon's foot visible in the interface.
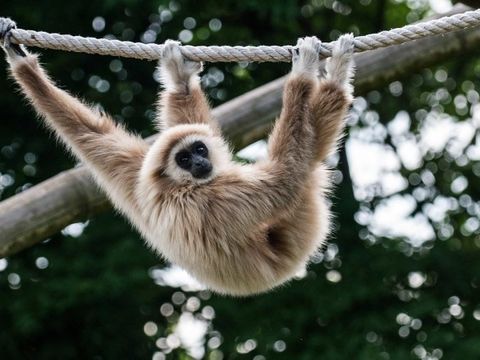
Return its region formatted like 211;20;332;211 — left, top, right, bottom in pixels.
158;39;203;92
0;17;26;60
325;33;355;95
291;36;322;76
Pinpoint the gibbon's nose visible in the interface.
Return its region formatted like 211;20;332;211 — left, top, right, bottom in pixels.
191;155;212;179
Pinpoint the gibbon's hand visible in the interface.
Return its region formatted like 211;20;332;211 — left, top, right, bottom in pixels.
291;36;322;77
325;33;355;99
158;39;203;92
0;17;27;60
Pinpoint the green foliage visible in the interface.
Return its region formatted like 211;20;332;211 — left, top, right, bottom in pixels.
1;1;480;359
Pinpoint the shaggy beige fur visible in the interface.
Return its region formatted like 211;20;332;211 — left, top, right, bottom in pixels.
3;35;355;296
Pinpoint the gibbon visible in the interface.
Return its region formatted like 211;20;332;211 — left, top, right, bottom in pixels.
1;18;355;295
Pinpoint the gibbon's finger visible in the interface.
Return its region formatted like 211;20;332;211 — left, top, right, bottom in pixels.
0;17;17;41
0;17;17;50
291;47;300;64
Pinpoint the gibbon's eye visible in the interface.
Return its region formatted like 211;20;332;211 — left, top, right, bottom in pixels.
175;150;192;170
191;141;208;157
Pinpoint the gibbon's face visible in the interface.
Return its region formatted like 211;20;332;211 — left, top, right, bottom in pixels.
142;124;232;186
174;140;212;179
165;133;228;184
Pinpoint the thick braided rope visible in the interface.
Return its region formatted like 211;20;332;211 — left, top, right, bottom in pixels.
8;9;480;62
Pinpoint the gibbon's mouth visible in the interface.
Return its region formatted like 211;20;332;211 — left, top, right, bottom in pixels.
191;160;213;179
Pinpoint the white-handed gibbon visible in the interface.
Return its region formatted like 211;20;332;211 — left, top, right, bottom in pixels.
1;17;355;295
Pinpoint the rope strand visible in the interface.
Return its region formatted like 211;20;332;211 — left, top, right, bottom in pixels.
7;8;480;62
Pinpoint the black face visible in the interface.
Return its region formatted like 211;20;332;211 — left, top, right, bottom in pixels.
175;141;213;179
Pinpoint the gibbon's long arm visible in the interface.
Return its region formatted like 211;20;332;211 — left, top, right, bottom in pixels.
309;81;351;162
156;40;216;131
267;74;317;165
310;35;355;162
266;35;355;165
4;44;148;214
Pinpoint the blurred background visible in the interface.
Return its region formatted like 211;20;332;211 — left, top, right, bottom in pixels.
1;0;480;359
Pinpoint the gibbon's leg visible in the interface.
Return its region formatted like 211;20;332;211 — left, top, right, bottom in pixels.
156;40;215;131
310;34;355;163
1;19;148;214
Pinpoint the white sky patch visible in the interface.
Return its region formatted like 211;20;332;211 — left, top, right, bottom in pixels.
397;137;423;170
236;140;268;161
150;265;206;292
447;121;476;158
472;103;480;127
369;195;435;246
428;0;452;13
419;113;454;153
418;113;477;158
174;312;209;359
62;221;89;237
0;258;8;272
388;110;411;137
423;196;456;222
408;271;426;288
381;173;408;197
466;135;480;160
346;137;406;198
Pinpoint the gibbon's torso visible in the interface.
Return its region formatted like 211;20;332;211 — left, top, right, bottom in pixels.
137;160;329;295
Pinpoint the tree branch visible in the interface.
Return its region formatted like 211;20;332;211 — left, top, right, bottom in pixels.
0;5;477;257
